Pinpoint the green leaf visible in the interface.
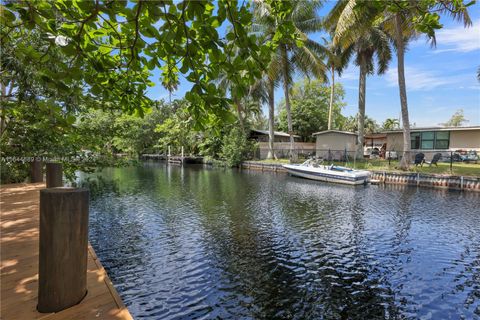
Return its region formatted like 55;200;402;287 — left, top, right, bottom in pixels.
0;5;16;24
66;115;76;124
91;85;102;95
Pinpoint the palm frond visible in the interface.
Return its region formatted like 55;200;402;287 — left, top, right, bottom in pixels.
291;41;327;82
323;0;348;33
295;17;324;33
434;2;473;27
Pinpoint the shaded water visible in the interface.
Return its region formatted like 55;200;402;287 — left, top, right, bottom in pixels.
81;162;480;319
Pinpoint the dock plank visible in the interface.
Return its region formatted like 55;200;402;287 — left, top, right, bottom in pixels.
1;183;133;320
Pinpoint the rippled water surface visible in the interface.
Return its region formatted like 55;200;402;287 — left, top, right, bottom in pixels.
80;163;480;319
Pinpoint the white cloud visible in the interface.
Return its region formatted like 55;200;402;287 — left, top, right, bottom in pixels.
385;66;474;91
342;84;358;90
339;70;358;81
429;19;480;53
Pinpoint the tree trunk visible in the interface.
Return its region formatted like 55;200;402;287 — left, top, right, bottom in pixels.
234;97;244;132
281;45;296;162
395;14;411;170
328;65;335;130
266;78;276;160
356;59;367;160
0;80;6;137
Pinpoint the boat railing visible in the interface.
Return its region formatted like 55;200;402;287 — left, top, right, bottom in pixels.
301;158;324;167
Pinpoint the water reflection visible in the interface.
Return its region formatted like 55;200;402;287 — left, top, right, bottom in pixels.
80;163;480;319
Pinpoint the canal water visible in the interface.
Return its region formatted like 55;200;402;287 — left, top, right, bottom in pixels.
80;162;480;319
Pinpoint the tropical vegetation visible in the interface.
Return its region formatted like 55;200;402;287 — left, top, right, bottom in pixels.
277;79;346;141
0;0;476;183
252;0;326;160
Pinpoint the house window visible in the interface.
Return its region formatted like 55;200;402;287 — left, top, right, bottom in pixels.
411;133;421;149
421;131;434;149
435;131;450;149
410;131;450;150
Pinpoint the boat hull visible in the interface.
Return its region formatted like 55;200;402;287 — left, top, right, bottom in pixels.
283;165;370;185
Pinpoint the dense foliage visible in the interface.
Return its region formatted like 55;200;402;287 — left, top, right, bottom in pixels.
277;79;346;141
220;126;256;167
1;0;300;122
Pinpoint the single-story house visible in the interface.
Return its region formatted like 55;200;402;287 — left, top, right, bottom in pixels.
383;126;480;152
249;129;301;143
312;130;358;159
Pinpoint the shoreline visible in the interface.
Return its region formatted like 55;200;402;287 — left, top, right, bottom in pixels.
240;161;480;192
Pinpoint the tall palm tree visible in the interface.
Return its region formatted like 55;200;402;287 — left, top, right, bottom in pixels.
253;0;326;162
353;28;391;159
326;1;391;159
332;0;472;169
321;39;353;130
249;67;278;159
218;67;247;131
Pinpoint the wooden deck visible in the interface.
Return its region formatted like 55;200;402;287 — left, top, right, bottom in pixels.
1;183;133;320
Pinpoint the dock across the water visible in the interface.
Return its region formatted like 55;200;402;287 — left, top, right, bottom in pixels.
141;154;203;164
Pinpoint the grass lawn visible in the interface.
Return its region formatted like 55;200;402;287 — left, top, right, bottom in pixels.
252;158;480;177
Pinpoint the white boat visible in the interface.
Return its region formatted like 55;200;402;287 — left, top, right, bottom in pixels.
283;159;371;185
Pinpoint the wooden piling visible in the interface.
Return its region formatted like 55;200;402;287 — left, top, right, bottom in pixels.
46;163;63;188
30;159;43;183
38;187;89;313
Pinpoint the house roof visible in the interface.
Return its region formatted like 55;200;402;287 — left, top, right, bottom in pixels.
382;126;480;133
365;133;387;139
312;130;357;136
250;129;301;138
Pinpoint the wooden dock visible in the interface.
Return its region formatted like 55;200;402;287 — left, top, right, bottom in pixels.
141;154;204;164
0;183;133;320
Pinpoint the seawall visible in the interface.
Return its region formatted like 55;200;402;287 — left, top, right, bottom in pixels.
241;161;480;192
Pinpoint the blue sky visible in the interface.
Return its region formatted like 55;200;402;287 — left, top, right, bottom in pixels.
146;2;480;127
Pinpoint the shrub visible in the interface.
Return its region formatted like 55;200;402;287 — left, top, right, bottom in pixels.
219;127;256;167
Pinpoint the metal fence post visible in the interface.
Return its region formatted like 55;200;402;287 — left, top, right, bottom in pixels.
450;151;453;173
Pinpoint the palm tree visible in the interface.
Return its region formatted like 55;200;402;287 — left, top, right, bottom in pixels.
354;30;391;159
253;0;326;162
341;114;379;134
332;0;472;169
327;1;391;159
218;67;247;131
382;118;400;131
249;68;277;159
321;39;353;130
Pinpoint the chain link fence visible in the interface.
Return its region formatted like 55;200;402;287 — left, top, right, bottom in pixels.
250;146;480;176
